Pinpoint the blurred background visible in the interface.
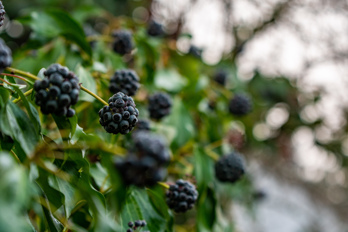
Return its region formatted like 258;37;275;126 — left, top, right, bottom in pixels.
2;0;348;231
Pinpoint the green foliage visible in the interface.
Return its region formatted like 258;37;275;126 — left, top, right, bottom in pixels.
2;1;340;231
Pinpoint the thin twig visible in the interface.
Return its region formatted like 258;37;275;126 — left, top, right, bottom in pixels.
80;85;108;106
12;89;34;104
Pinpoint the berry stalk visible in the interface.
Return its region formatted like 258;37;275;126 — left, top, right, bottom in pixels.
157;181;170;189
12;88;33;104
80;85;108;106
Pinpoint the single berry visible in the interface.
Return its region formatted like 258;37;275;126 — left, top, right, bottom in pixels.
140;220;146;227
34;63;80;117
126;229;132;232
188;45;202;59
215;152;245;183
148;92;172;120
127;221;134;228
166;179;198;213
0;38;12;72
228;94;252;116
213;70;227;86
115;131;170;187
109;69;140;96
147;20;164;37
135;119;151;131
112;30;133;55
99;92;139;134
0;1;5;27
134;220;141;227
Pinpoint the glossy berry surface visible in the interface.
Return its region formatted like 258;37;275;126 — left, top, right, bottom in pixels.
34;63;79;117
115;131;170;187
166;179;198;213
112;30;133;55
215;152;245;183
0;38;12;72
148;92;172;120
228;94;252;116
0;1;5;27
99;92;139;134
109;69;140;96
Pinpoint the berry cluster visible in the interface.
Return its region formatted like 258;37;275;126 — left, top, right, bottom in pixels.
148;92;172;120
109;69;140;96
147;20;164;37
213;70;227;86
34;64;80;117
99;92;139;134
228;94;252;116
0;38;12;72
0;1;5;27
126;220;149;232
215;152;245;183
112;30;133;55
166;179;198;213
115;131;170;187
135;119;151;131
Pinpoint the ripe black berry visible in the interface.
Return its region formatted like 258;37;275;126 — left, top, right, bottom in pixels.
109;69;140;96
0;38;12;72
213;70;227;86
126;220;147;231
0;1;5;27
166;179;198;213
148;92;172;120
99;92;139;134
115;131;170;187
215;152;245;183
228;94;252;116
34;64;80;117
112;30;133;55
147;20;164;37
135;119;151;131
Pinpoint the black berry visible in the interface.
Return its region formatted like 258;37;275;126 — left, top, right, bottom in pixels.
112;30;133;55
228;94;252;116
109;69;140;96
213;70;227;86
188;45;202;59
0;1;5;27
115;131;170;187
135;119;151;131
148;92;172;120
126;220;148;232
215;152;245;183
166;179;198;213
34;64;80;117
99;92;139;134
0;38;12;72
147;20;164;37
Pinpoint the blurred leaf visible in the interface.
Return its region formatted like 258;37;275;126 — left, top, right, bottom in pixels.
22;10;92;57
155;69;187;92
76;65;97;103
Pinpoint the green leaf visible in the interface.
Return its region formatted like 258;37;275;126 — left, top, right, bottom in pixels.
12;86;41;134
164;97;195;150
1;101;39;155
23;10;92;57
76;65;97;103
155;69;187;92
121;189;167;232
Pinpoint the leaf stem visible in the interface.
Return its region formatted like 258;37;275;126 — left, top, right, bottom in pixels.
157;181;170;189
0;77;12;85
12;89;34;104
80;85;108;106
1;73;30;82
5;67;41;81
204;148;220;161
